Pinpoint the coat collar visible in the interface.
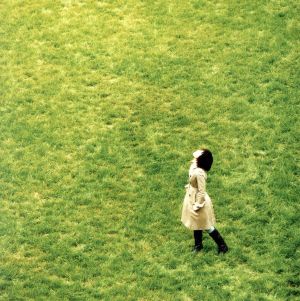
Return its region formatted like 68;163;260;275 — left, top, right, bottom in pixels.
189;160;207;177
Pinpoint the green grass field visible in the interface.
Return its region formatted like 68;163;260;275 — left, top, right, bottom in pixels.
0;0;299;300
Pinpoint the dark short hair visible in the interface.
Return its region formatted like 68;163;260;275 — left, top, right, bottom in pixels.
196;149;213;171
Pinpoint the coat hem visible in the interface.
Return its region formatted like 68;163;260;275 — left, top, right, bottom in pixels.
181;220;215;231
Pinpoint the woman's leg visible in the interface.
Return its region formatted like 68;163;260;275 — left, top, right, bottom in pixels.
193;230;203;252
208;228;228;254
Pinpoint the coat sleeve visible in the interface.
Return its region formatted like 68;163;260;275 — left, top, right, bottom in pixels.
195;171;206;206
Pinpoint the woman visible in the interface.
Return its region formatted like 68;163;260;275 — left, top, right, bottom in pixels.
181;149;228;254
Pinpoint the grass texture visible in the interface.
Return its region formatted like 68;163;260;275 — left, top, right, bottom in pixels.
0;0;299;300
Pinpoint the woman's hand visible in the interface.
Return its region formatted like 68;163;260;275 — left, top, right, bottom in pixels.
192;202;205;212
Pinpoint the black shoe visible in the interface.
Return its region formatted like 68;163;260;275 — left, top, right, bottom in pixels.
192;244;203;253
218;244;228;254
209;229;229;254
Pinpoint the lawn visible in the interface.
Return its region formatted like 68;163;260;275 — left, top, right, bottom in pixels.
0;0;299;300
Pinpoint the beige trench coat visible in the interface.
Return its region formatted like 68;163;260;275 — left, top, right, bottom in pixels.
181;161;216;230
